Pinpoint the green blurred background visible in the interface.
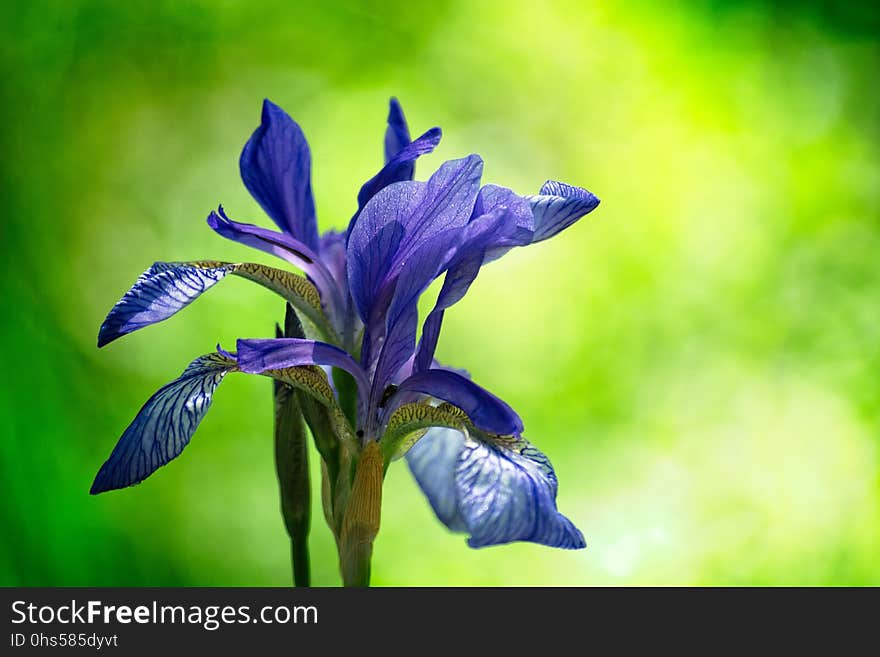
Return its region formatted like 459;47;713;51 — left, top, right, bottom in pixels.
1;0;878;586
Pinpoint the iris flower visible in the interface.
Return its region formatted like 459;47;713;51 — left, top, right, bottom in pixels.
93;97;599;586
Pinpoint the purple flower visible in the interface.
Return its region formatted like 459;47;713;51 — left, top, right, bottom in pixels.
93;97;599;551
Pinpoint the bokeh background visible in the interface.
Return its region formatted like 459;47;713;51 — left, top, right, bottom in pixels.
2;0;878;586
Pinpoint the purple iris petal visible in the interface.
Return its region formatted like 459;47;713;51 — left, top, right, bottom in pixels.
207;208;343;320
413;206;516;371
207;207;320;268
346;99;441;241
236;337;369;406
98;262;233;347
407;428;585;549
407;429;586;549
367;229;463;421
91;353;236;494
458;437;584;548
395;368;523;436
384;97;411;163
349;127;442;237
411;181;600;370
318;230;348;293
347;155;483;329
475;184;536;249
529;179;600;243
240;99;319;250
403;427;468;532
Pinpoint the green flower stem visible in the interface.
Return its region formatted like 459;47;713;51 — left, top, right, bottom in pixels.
274;305;312;587
274;372;311;586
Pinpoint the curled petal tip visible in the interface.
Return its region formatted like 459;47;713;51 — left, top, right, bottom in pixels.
206;206;228;228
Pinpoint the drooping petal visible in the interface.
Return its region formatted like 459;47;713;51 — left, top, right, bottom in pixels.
455;435;585;549
236;337;369;406
528;180;600;243
90;353;237;494
240;99;319;250
98;262;229;348
97;260;331;347
347;155;484;327
407;428;585;549
395;368;523;436
384;97;411;163
404;427;468;532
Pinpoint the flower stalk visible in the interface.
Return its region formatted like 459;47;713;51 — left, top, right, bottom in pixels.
273;305;311;587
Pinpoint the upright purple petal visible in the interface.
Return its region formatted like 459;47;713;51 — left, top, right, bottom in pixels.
367;229;462;422
318;230;348;294
348;127;442;238
347;155;483;328
396;368;523;436
240;99;319;250
384;97;411;163
346;99;441;241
